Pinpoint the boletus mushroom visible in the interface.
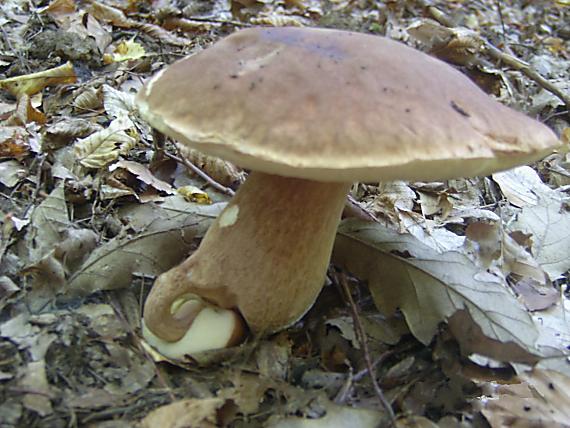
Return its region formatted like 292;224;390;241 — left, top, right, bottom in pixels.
136;27;560;359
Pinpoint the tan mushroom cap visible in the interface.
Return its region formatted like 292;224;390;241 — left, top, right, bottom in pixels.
136;27;559;182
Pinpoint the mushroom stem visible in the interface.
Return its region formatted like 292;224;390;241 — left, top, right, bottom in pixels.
144;172;351;343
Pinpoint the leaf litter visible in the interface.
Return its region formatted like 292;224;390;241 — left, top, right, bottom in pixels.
0;0;569;427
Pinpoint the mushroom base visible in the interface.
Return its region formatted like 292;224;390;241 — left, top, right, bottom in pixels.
143;172;351;343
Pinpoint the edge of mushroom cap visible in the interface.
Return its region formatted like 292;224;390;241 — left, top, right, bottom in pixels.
135;27;561;183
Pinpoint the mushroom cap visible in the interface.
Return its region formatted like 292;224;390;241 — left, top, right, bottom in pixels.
136;27;560;182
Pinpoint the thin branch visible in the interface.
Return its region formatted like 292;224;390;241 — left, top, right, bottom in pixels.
141;138;236;196
169;148;236;196
335;271;396;425
416;0;570;111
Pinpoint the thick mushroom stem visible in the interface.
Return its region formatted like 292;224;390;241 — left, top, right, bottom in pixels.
144;171;351;344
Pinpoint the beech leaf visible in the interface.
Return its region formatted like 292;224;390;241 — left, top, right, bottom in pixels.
67;197;223;295
333;219;540;362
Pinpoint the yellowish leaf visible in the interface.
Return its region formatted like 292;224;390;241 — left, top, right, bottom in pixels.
103;39;145;64
0;62;77;98
177;185;212;204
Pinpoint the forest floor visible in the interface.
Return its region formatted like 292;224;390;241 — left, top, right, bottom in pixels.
0;0;569;427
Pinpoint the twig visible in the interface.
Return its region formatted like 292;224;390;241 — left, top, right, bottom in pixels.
141;139;236;196
495;0;507;46
416;0;570;111
335;271;396;425
169;148;236;196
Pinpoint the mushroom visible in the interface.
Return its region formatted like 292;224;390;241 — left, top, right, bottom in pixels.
136;27;560;358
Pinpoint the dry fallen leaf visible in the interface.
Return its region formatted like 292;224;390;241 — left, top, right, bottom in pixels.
139;398;226;428
0;61;77;98
103;38;146;63
512;196;570;280
0;126;29;158
177;185;212;204
481;369;570;427
333;218;540;363
67;197;223;294
492;166;556;207
266;399;385;428
0;161;26;188
74;115;137;169
110;159;175;195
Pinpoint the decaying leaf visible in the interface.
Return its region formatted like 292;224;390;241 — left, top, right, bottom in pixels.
481;369;570;427
26;183;70;263
43;118;101;150
492;166;556;207
512;196;570;280
67;197;223;294
177;185;212;204
102;84;135;118
139;398;227;428
0;160;26;187
0;126;29;158
0;61;77;98
87;0;189;46
74;115;137;169
177;145;245;187
110;159;175;195
18;360;53;417
266;399;385;428
465;221;548;284
333;219;540;363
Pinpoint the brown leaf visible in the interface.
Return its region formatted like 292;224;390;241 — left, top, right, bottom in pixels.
0;126;29;158
139;398;226;428
481;369;570;428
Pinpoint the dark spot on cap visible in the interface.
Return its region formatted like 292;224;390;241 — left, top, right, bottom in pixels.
405;108;411;113
451;100;470;117
213;84;220;90
523;405;531;412
230;74;239;79
360;65;367;70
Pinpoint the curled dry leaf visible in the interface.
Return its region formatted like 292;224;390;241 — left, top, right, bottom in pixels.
407;19;484;66
43;118;102;150
110;159;175;195
177;145;245;187
87;1;189;46
333;219;540;363
102;84;135;118
0;61;77;98
73;87;103;112
74;115;137;169
177;185;212;204
0;127;29;159
480;369;570;428
492;166;556;208
103;38;146;64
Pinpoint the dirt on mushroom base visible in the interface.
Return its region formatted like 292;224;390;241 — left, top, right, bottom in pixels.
0;0;569;427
